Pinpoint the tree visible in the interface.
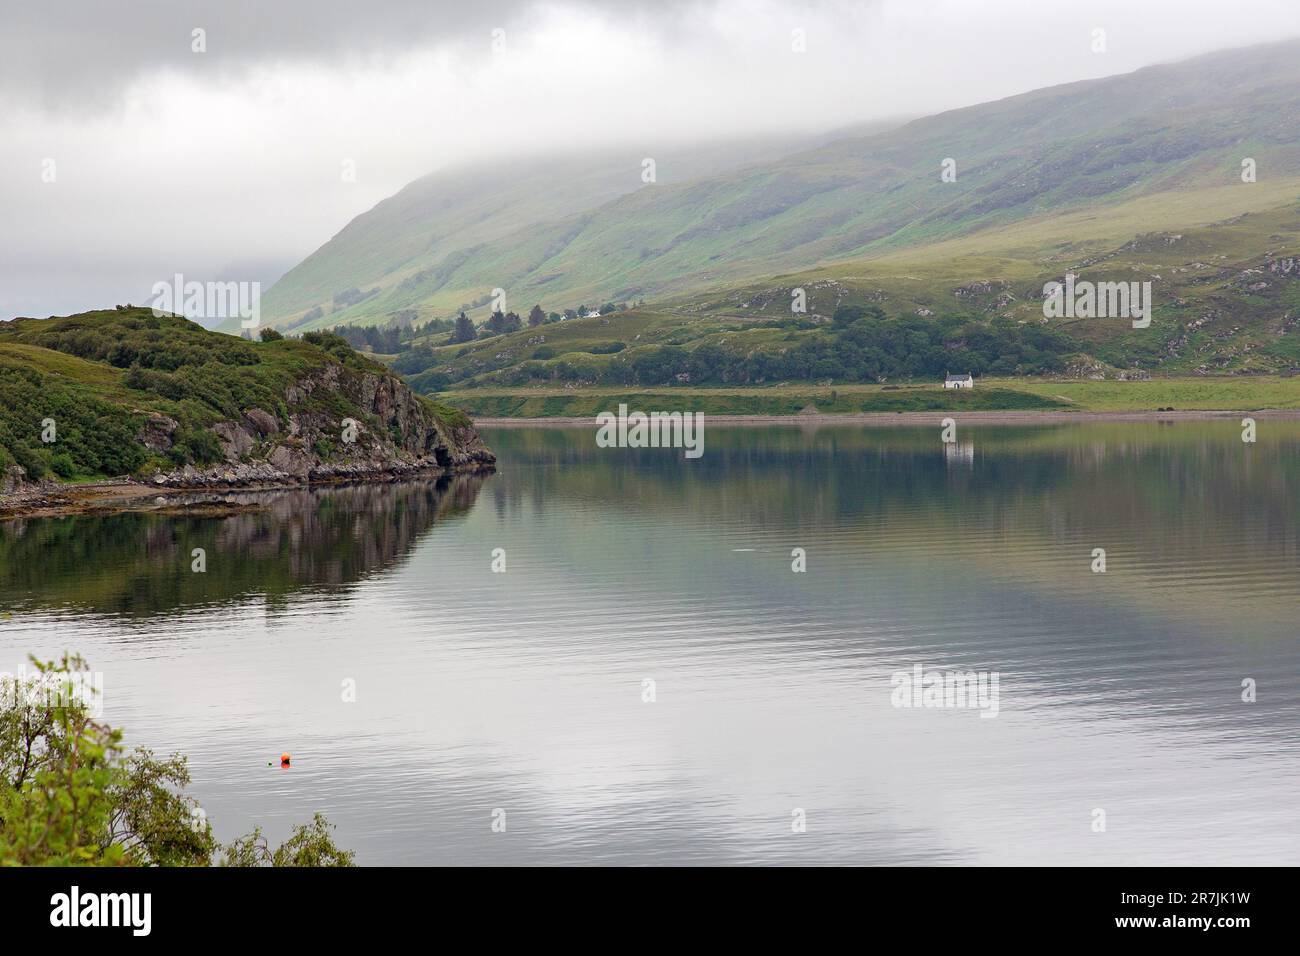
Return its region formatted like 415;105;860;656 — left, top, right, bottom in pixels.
528;304;545;327
833;304;884;327
0;654;354;867
219;814;354;867
485;311;522;336
259;328;283;342
450;312;476;344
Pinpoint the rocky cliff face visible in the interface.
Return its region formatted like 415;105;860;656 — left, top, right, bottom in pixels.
143;365;494;489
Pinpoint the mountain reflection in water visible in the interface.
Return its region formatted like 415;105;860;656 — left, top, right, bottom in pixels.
1;423;1297;865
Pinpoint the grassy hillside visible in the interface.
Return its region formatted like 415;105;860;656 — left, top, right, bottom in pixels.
263;40;1300;330
682;185;1300;371
0;308;475;486
378;172;1300;401
253;130;886;332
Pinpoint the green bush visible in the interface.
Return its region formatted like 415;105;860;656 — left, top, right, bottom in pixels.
50;453;77;479
0;307;446;481
0;654;355;867
0;361;147;478
168;428;224;466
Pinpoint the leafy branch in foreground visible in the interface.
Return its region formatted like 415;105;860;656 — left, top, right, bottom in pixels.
0;653;354;867
219;813;355;867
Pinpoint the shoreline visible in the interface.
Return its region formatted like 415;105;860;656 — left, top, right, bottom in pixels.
472;408;1300;427
0;465;492;521
3;408;1293;518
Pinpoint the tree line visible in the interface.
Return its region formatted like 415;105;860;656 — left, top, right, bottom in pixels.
407;305;1077;390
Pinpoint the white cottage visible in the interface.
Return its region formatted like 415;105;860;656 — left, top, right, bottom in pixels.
944;373;974;389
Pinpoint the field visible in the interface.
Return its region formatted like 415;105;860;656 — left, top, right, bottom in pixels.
1007;376;1300;411
439;377;1300;418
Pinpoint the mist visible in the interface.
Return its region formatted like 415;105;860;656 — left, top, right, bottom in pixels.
3;0;1299;318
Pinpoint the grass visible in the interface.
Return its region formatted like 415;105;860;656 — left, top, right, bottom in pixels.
1006;376;1300;411
0;343;133;394
681;186;1300;370
0;309;473;484
439;377;1300;417
257;41;1300;332
385;182;1300;396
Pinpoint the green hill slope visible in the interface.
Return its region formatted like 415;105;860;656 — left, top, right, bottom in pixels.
386;181;1300;396
255;130;881;331
265;39;1300;331
0;308;491;493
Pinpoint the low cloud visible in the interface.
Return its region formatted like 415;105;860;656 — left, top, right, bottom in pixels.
4;0;1299;318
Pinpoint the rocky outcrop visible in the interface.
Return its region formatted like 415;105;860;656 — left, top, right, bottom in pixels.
145;454;483;489
146;366;494;490
212;421;255;460
136;413;178;452
244;407;278;436
2;465;26;495
954;280;1003;298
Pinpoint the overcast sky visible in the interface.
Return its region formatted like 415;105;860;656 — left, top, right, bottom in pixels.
3;0;1299;319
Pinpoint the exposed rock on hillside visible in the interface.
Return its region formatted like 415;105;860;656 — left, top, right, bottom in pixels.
148;365;494;488
0;309;494;501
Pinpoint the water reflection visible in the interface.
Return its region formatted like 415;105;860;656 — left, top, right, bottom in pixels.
0;475;486;617
1;423;1297;864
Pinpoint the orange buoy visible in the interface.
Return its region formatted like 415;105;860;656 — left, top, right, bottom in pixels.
280;752;292;767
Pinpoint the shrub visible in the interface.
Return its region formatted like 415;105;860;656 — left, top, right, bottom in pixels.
168;428;224;466
50;453;77;479
0;654;354;867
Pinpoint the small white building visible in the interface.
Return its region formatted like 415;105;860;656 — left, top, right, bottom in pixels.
944;373;974;389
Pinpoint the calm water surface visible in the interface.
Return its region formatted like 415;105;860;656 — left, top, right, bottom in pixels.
2;422;1298;865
